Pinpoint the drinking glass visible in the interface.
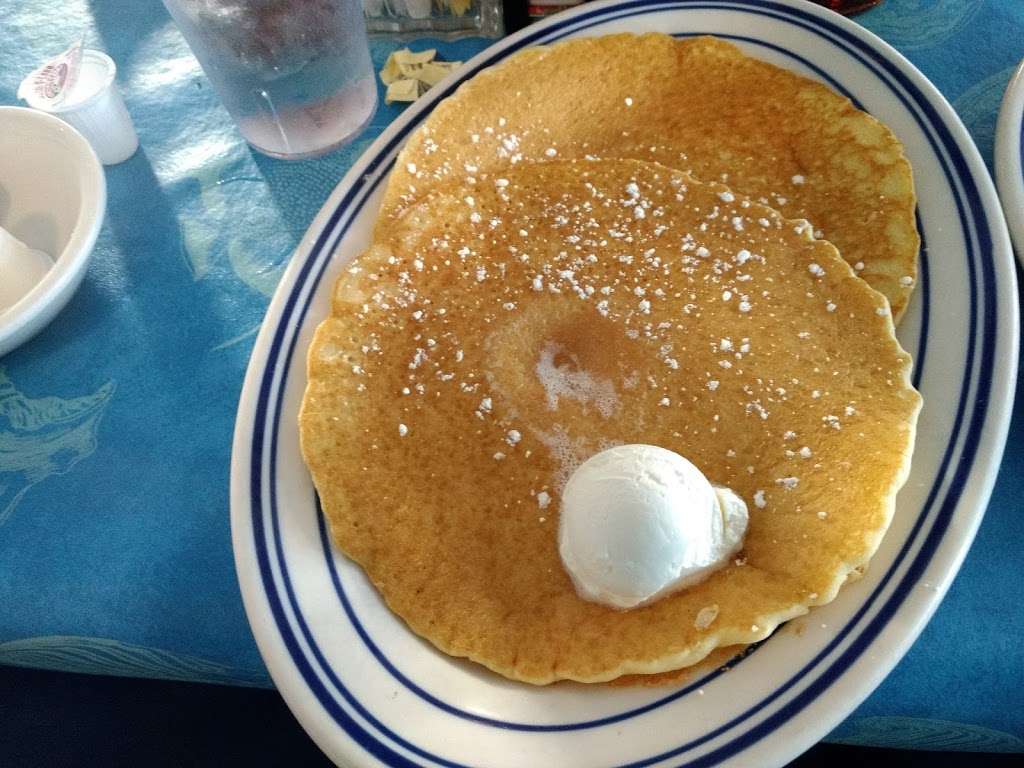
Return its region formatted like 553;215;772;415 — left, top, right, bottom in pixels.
162;0;378;159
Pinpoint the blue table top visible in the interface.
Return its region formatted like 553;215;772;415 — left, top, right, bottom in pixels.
1;0;1022;753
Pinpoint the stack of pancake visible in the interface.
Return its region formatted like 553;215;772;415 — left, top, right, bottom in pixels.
299;34;922;685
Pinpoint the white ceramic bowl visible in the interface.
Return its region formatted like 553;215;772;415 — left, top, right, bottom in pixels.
0;106;106;357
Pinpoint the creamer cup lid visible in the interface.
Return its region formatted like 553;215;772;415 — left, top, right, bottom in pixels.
18;40;85;110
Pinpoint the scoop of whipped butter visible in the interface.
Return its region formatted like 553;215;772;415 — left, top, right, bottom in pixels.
558;444;748;609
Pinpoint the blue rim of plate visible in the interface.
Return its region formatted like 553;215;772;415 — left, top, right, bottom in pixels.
244;1;999;766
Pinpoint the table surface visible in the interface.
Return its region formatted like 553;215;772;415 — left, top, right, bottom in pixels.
1;0;1022;754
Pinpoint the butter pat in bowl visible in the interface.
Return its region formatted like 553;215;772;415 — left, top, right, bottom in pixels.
0;106;106;357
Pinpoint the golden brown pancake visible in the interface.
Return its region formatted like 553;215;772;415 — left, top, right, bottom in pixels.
610;644;749;688
300;159;921;684
381;34;919;321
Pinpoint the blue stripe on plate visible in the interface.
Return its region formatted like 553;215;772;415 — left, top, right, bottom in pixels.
247;0;994;765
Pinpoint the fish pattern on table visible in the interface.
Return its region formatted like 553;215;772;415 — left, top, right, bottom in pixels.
830;716;1024;753
0;370;115;526
954;65;1019;167
862;0;983;50
0;635;271;687
176;156;293;301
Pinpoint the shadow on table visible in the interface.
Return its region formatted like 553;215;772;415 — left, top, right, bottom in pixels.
0;665;1021;768
86;0;172;67
247;139;379;238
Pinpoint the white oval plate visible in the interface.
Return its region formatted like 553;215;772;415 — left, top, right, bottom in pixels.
995;58;1024;263
231;1;1018;766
